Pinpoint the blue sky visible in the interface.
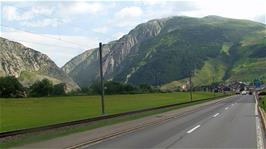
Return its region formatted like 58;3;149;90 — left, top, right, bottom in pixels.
1;0;265;67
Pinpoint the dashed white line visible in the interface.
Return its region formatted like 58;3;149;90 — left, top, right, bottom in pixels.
187;125;200;134
212;113;220;117
225;107;229;110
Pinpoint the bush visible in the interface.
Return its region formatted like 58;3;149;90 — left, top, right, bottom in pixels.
105;81;136;94
29;79;54;97
90;81;101;94
139;84;152;92
0;76;26;98
68;81;156;96
52;83;66;96
259;92;266;96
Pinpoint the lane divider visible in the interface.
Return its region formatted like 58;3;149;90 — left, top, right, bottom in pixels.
187;125;201;134
225;107;229;110
212;113;220;118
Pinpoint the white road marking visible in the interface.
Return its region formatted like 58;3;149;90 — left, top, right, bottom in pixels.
212;113;220;117
231;103;234;106
225;107;229;110
187;125;201;134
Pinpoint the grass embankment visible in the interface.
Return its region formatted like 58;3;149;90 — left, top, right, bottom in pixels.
0;92;222;133
259;96;266;111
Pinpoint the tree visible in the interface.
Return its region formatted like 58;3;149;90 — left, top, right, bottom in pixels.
0;76;26;98
139;84;152;92
52;83;66;96
104;81;136;94
29;79;53;97
90;80;101;94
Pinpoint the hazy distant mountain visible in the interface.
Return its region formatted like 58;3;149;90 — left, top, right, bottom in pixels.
62;16;266;88
0;37;79;91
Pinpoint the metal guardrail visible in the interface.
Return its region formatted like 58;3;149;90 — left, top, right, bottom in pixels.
0;95;226;139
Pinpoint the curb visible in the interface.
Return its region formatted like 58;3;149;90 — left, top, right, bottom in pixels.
256;93;266;133
258;107;266;133
255;93;265;149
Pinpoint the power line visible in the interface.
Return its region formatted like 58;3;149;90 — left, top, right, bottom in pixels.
3;37;84;50
1;24;89;48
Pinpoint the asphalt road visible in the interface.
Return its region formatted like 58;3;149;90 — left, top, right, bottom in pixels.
87;95;260;149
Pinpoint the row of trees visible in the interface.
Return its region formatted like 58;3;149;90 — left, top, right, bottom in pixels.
29;79;65;97
0;76;156;98
69;81;156;96
0;76;65;98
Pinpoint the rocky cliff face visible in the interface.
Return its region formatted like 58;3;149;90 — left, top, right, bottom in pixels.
62;19;168;87
0;37;79;91
62;16;266;88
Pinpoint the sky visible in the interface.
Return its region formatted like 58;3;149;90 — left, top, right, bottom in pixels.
0;0;265;67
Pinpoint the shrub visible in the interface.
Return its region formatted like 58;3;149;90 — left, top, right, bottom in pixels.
29;79;53;97
52;83;66;96
0;76;26;98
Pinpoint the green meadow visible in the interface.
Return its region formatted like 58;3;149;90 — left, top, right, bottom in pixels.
0;92;222;132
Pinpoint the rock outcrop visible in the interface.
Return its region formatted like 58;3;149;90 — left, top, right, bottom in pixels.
0;37;79;91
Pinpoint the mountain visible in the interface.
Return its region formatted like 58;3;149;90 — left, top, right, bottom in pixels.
0;37;79;91
62;16;266;88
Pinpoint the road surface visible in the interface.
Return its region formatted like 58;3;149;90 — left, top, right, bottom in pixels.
87;95;262;149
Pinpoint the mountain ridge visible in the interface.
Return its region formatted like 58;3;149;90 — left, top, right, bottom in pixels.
0;37;80;91
61;16;265;88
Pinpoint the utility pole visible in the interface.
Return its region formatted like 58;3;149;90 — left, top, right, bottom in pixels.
189;72;193;102
212;76;215;97
99;42;105;115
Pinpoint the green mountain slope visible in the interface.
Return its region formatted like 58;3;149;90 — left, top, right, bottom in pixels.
63;16;266;88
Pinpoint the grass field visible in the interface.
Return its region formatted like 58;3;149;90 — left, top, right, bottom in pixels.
0;92;222;132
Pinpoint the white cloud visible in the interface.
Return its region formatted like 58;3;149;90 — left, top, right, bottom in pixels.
20;18;61;27
93;26;108;33
182;0;266;21
2;5;54;21
113;32;125;40
3;6;34;21
59;2;104;16
141;0;166;6
2;5;61;27
115;6;143;18
2;2;105;28
112;6;143;27
30;6;54;16
1;30;98;67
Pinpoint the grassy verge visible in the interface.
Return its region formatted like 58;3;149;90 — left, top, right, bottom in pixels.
0;94;228;148
259;96;266;111
0;92;222;132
